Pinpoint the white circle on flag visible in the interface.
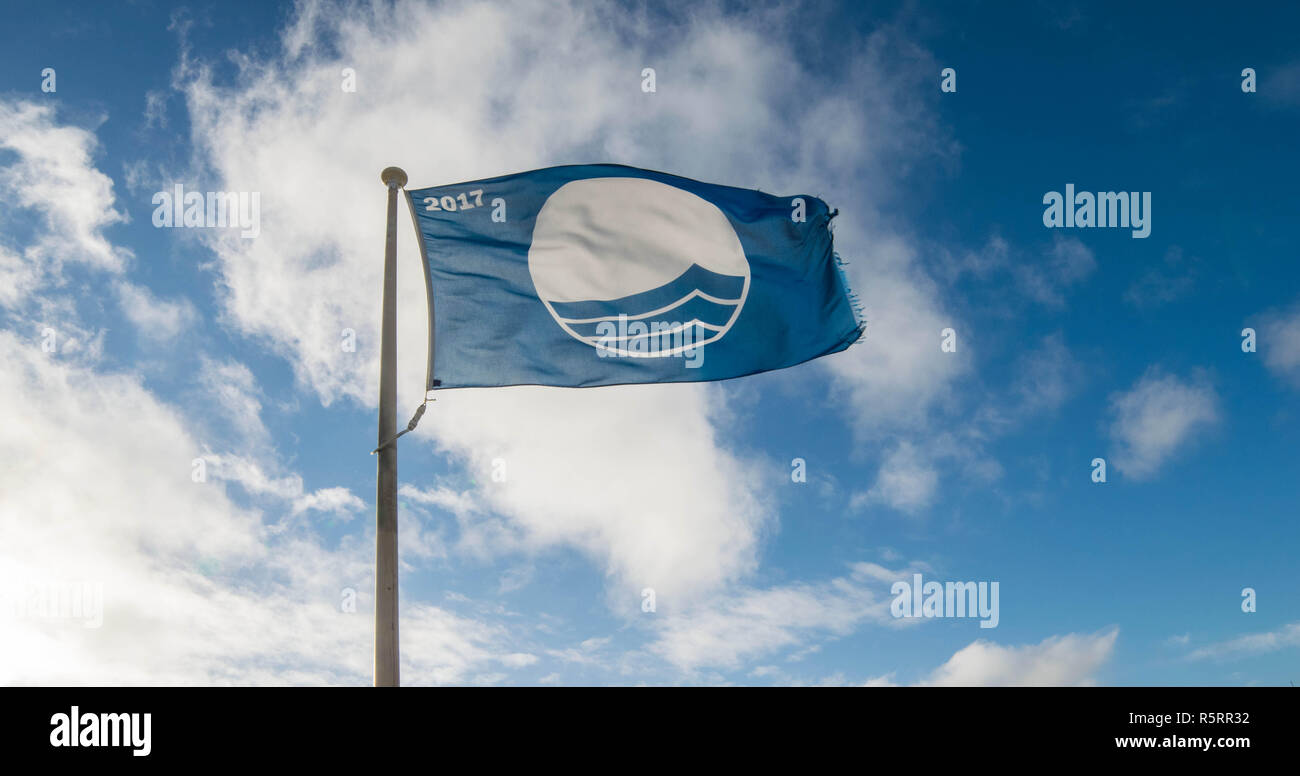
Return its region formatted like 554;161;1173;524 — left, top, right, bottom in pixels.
527;177;750;357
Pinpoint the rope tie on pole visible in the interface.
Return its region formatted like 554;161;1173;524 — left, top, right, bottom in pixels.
370;395;432;454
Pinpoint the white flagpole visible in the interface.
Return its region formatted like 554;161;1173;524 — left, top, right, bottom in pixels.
375;166;407;687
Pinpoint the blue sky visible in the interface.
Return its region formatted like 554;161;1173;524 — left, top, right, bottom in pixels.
1;0;1298;685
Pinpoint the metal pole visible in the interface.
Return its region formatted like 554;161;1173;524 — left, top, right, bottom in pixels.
375;166;407;687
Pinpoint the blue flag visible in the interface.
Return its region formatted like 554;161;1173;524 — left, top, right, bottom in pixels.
406;164;863;389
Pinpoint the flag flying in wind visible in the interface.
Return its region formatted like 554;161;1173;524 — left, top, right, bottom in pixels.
406;164;863;389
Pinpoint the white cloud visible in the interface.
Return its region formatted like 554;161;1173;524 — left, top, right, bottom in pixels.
1108;369;1219;479
1017;235;1095;307
0;329;286;681
1261;60;1300;107
938;233;1095;309
846;333;1079;515
293;486;366;518
1125;246;1198;308
1186;622;1300;661
851;440;938;514
1258;302;1300;388
822;232;973;518
114;281;197;342
826;234;967;436
0;327;538;684
1010;333;1079;415
0;99;133;322
0;242;37;311
0;100;131;281
861;673;899;687
546;636;612;668
198;356;271;449
915;628;1118;686
648;562;908;671
144;89;169;129
397;604;537;685
0;100;531;685
0;3;1011;685
399;484;477;518
202;453;303;500
172;0;953;606
971;333;1080;438
429;385;771;603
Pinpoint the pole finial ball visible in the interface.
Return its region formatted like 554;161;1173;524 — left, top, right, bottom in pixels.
380;167;408;189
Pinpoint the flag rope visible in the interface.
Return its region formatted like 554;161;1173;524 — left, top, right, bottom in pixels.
369;395;433;455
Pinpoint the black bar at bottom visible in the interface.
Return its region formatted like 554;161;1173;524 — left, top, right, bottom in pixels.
0;686;1288;764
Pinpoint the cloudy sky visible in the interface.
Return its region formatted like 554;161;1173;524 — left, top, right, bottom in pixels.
2;0;1298;686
